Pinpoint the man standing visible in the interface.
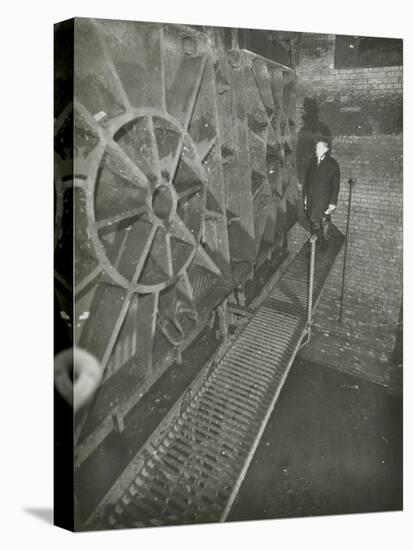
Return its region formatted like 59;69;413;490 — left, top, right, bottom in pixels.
303;139;340;250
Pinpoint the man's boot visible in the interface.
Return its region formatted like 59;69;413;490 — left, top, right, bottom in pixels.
319;236;329;251
321;215;331;250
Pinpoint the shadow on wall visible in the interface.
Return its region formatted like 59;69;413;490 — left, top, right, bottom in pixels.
295;98;332;231
296;98;332;186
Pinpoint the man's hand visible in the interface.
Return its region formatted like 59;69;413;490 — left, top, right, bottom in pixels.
324;203;336;215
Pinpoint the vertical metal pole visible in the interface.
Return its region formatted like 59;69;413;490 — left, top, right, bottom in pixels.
307;234;317;330
339;178;355;322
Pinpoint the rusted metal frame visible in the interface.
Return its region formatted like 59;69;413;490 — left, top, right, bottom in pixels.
245;308;299;328
90;19;132;112
242;318;300;340
219;367;272;398
139;464;207;512
223;355;281;383
229;318;295;348
246;51;292;268
227;333;288;357
249;57;275;123
200;384;263;421
177;434;241;487
99;225;158;371
192;389;259;434
146;114;162;182
72;25;233;512
200;384;259;421
188;406;242;447
215;350;277;381
210;369;265;400
250;318;300;339
75;285;233;468
89;231;334;528
202;384;260;416
200;374;255;411
159;26;167;112
241;49;295;73
193;391;260;437
220;313;308;519
214;47;253;267
183;55;208;132
85;234;333;527
225;358;280;384
178;184;204;201
179;114;227;280
74;221;157;451
169;419;241;482
221;237;344;520
227;336;288;360
82;320;227;526
193;395;256;435
198;54;230;269
123;482;166;516
228;50;256;260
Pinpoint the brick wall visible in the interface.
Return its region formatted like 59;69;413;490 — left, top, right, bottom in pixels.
293;33;403;387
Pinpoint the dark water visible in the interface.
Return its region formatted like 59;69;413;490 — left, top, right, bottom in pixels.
229;358;402;521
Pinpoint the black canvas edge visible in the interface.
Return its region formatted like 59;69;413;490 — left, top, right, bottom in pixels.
54;17;75;532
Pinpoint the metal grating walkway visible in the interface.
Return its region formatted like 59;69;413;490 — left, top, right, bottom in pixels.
85;227;344;530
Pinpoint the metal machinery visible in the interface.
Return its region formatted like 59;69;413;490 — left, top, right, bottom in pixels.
54;19;302;528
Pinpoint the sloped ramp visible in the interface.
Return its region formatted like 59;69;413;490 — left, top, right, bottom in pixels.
85;225;344;530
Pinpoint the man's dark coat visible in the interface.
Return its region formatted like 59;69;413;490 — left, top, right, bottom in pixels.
303;153;340;219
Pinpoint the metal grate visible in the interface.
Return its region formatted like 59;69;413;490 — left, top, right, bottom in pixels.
86;227;344;530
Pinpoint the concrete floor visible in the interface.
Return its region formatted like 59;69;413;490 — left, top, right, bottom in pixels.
229;358;402;522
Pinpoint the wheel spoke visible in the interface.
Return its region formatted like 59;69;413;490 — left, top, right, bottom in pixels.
196;245;222;276
100;295;132;371
73;99;103;136
177;142;207;185
197;135;217;162
99;224;157;370
146;115;162;182
107;138;150;190
165;233;174;277
168;134;184;186
177;182;203;201
205;209;224;220
169;216;197;247
95;206;146;230
136;292;159;374
74;265;101;296
180;270;194;301
131;224;158;285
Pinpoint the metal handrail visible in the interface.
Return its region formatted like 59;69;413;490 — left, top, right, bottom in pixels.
299;233;317;349
339;178;356;322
